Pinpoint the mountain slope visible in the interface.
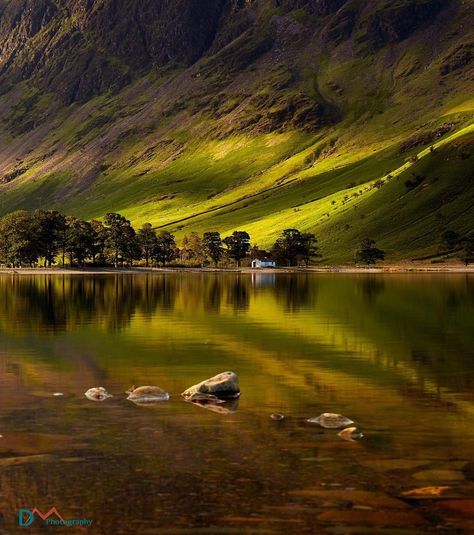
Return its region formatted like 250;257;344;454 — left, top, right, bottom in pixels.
0;0;473;261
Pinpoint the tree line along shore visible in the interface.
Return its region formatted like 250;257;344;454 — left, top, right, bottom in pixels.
0;209;472;269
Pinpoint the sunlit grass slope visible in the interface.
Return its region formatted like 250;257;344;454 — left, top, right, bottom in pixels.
0;0;473;261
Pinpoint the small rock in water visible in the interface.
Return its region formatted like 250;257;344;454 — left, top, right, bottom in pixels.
84;387;112;401
126;386;170;404
182;371;240;400
401;486;451;498
307;413;354;429
53;392;64;397
270;413;285;421
338;427;364;442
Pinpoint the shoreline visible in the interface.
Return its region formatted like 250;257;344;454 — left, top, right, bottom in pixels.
0;264;473;275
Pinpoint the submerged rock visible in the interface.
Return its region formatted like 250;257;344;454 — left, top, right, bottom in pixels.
182;371;240;400
307;413;354;429
338;427;363;442
401;486;451;498
126;385;170;403
84;387;112;401
270;413;285;421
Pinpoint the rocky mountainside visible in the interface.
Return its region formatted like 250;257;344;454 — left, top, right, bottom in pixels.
0;0;473;260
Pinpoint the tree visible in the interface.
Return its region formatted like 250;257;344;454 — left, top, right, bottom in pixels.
0;211;37;267
203;232;223;267
153;231;178;266
104;213;133;267
300;232;321;266
249;244;272;261
64;217;95;267
355;238;385;265
459;236;474;266
441;229;460;251
223;231;251;267
271;229;308;266
90;220;108;265
138;223;157;267
181;232;204;265
33;209;66;266
122;225;141;266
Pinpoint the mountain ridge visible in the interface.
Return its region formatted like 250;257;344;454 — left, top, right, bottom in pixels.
0;0;473;260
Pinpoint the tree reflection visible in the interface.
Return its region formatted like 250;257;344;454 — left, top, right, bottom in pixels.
358;276;385;304
203;277;222;314
274;274;316;312
226;277;250;312
0;275;180;333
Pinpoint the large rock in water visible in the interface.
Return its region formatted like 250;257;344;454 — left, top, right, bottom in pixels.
182;371;240;400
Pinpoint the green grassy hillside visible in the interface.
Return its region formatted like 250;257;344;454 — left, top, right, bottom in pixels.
0;0;473;261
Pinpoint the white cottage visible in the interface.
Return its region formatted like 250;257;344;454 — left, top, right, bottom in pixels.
251;258;276;268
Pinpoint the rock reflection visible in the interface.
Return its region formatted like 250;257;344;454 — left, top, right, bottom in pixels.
186;395;239;414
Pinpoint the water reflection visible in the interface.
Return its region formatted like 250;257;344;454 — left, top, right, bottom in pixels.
0;273;473;533
358;275;385;303
186;396;240;414
274;274;317;312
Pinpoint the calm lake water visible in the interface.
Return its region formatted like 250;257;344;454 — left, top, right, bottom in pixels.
0;273;473;534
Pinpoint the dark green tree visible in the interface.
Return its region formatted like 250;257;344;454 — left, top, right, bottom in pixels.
104;213;133;267
271;229;307;266
33;209;66;266
122;225;141;266
459;236;474;266
355;238;385;265
0;211;37;267
223;231;251;267
138;223;158;267
65;217;95;267
203;232;224;267
153;231;178;266
90;220;108;265
300;232;321;266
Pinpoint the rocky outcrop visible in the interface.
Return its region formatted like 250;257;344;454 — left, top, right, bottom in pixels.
0;0;228;103
356;0;447;51
0;0;459;108
273;0;347;17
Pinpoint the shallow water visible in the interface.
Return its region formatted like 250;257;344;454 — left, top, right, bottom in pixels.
0;273;473;534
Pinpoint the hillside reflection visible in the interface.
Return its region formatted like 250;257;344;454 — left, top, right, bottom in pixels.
0;273;473;533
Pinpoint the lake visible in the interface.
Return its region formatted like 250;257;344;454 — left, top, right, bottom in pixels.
0;272;473;534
